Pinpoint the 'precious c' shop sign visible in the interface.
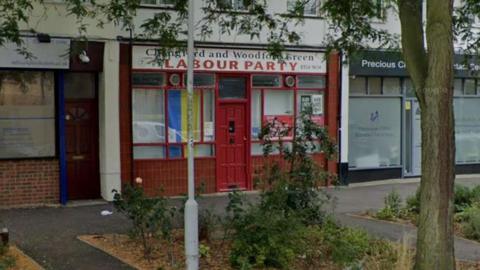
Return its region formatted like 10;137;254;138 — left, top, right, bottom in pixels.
132;46;326;74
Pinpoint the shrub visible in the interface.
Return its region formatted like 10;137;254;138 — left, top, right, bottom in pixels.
461;206;480;241
455;185;473;212
112;184;175;259
0;243;15;270
405;188;420;214
227;108;337;269
376;189;403;220
320;219;370;267
229;207;305;269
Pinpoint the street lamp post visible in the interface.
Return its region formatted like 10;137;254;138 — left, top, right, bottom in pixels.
184;0;199;269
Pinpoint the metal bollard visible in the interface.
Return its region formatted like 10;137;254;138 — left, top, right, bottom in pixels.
0;228;8;246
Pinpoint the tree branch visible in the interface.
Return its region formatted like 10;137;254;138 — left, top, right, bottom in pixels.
398;0;428;102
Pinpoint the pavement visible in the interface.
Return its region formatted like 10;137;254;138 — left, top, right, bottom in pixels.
1;175;480;269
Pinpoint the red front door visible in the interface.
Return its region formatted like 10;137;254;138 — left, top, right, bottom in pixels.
217;103;248;190
216;76;249;191
64;73;100;200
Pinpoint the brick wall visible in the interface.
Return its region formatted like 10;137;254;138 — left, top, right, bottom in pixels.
0;159;59;207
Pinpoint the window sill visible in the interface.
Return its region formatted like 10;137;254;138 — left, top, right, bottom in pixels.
138;5;176;10
277;13;324;20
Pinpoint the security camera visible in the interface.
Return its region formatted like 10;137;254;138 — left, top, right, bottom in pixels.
78;50;90;63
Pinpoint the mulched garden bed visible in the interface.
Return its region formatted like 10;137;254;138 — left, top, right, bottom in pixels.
78;230;340;270
1;245;43;270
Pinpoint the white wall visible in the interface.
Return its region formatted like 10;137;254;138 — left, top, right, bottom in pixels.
98;41;121;201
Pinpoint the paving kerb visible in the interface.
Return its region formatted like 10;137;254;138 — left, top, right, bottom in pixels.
1;176;480;268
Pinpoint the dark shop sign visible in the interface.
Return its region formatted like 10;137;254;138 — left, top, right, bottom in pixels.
350;51;480;78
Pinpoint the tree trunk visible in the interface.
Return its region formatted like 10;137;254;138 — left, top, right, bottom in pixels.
399;0;456;269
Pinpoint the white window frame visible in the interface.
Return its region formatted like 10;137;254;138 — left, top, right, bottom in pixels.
139;0;175;8
217;0;252;11
287;0;321;17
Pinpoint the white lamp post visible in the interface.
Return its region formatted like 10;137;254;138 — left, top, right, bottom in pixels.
184;0;199;269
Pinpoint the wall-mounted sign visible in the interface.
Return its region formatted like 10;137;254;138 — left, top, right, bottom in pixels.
133;46;326;74
0;37;70;69
350;50;480;78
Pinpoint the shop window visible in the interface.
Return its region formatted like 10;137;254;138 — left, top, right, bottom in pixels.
132;89;165;143
297;75;326;89
264;90;294;115
132;72;165;87
185;73;215;87
167;89;201;143
133;146;166;159
203;89;215;141
382;77;401;95
64;73;96;99
350;76;367;95
219;77;246;99
251;89;262;139
404;78;416;98
252;75;282;87
368;77;382;95
0;71;55;159
348;98;401;168
454;79;463;96
464;79;476;95
454;98;480;163
195;145;214;157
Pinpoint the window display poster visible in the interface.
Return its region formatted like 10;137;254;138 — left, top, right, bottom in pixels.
0;119;55;158
348;98;401;168
300;94;323;115
263;115;294;140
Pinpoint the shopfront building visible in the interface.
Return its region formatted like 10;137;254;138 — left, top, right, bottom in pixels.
119;44;340;196
0;37;106;206
347;50;480;182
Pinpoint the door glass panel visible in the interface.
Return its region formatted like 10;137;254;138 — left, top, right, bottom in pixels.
219;77;246;99
64;73;95;99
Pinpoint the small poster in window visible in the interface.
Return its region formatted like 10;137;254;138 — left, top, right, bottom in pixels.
311;94;323;115
204;121;214;137
300;95;312;113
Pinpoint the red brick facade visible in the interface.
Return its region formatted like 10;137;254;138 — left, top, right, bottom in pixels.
0;159;59;207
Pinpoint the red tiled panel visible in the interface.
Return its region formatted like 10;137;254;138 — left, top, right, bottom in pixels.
133;159;216;196
0;159;59;207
